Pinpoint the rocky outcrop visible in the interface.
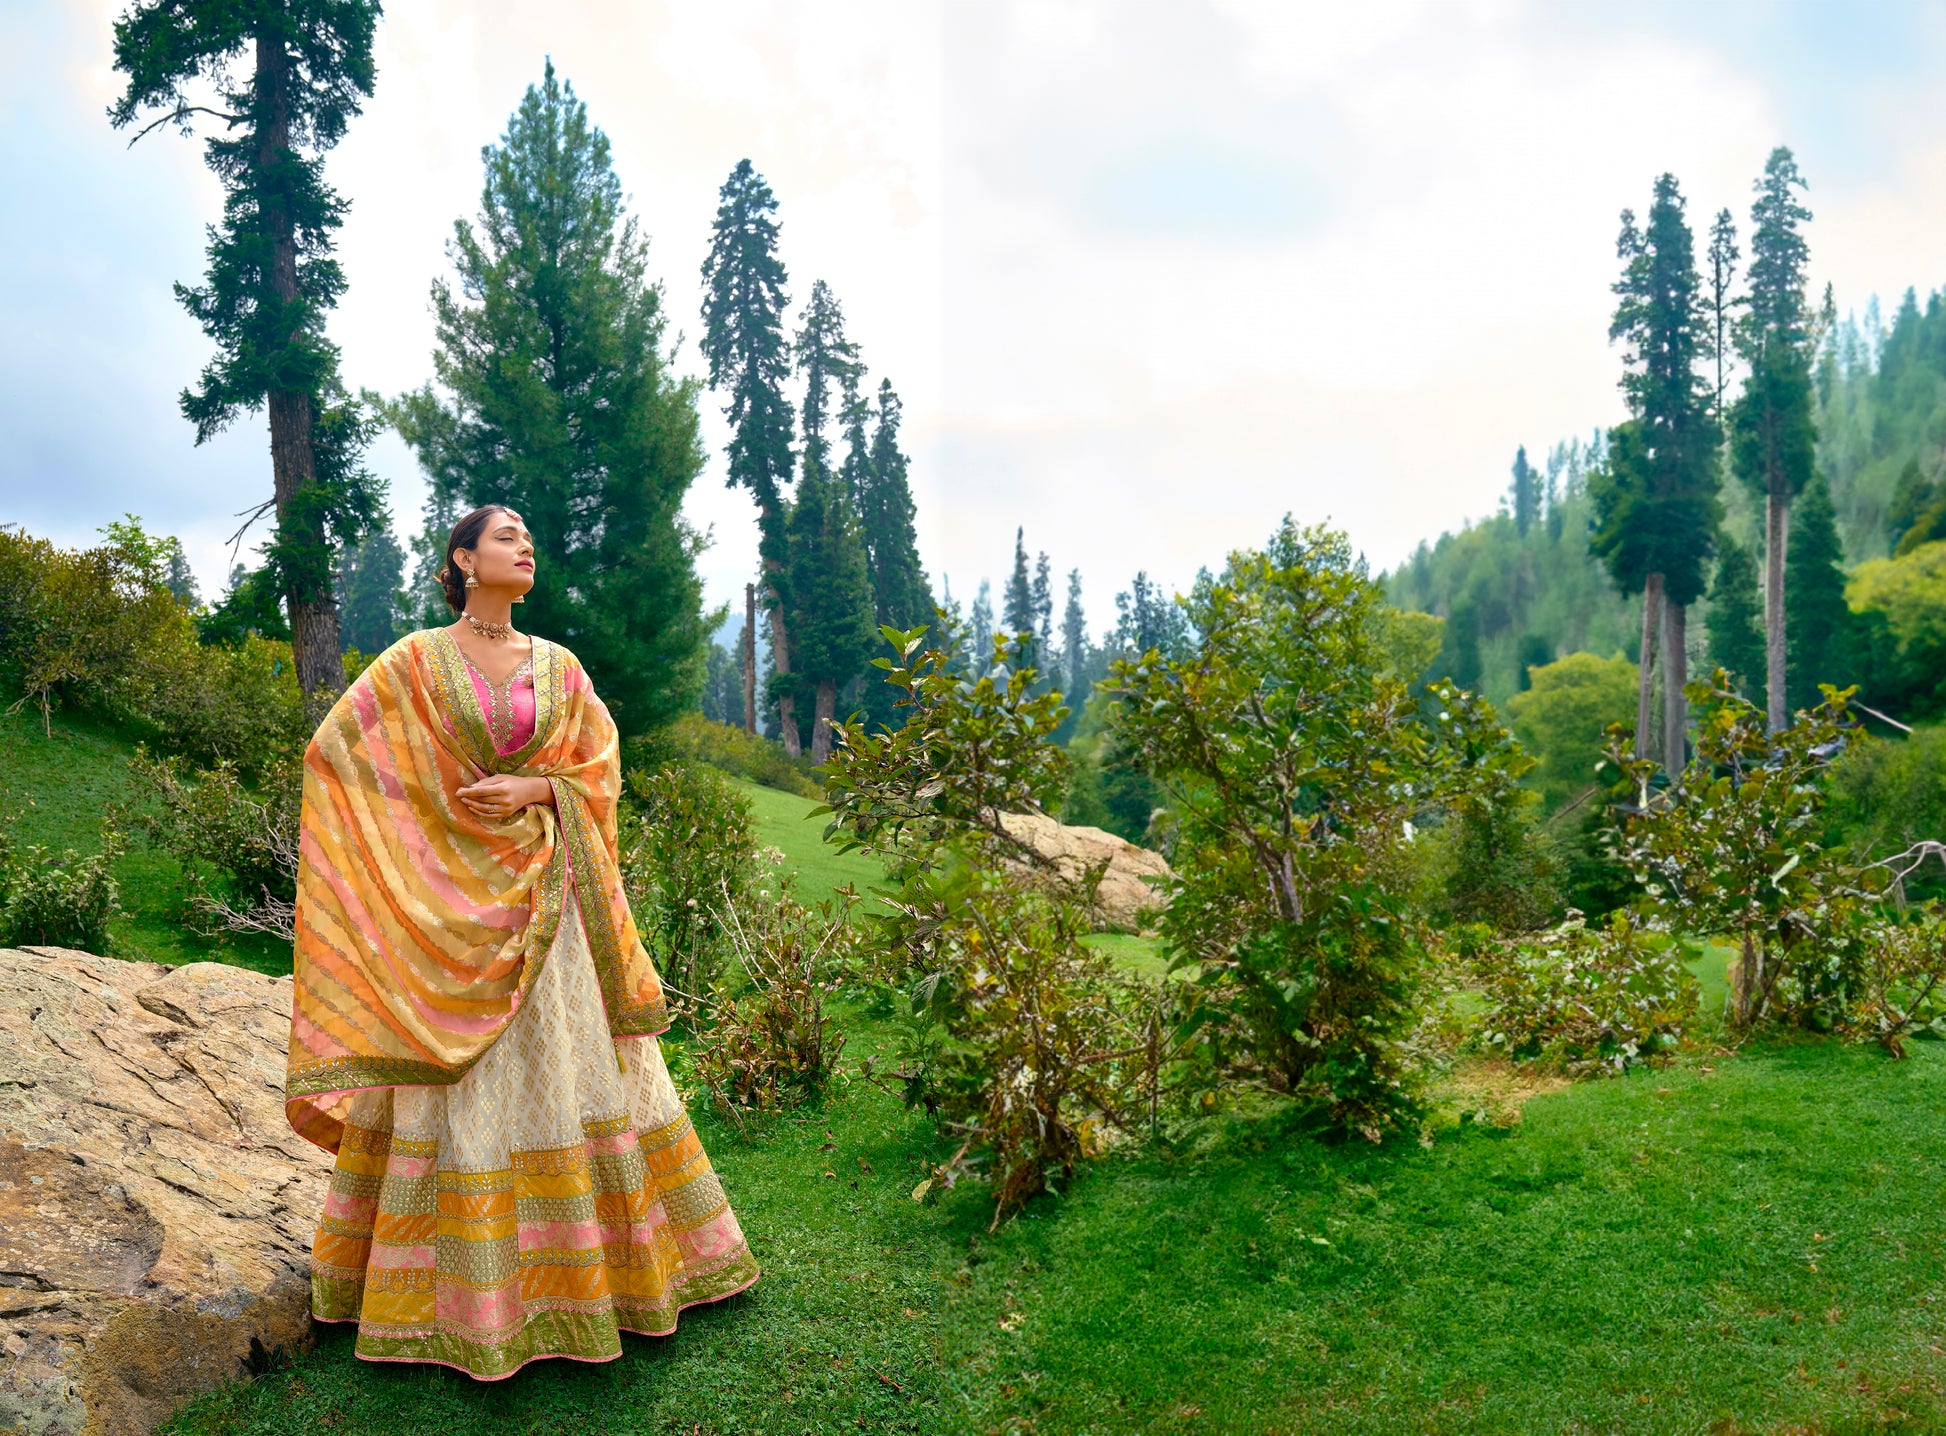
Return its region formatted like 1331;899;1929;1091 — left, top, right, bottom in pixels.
0;948;330;1436
996;811;1172;932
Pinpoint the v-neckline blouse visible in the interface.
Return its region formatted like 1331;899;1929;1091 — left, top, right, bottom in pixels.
455;646;538;756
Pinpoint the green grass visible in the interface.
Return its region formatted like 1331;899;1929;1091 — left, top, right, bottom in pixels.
935;1039;1946;1434
0;706;287;970
18;709;1946;1433
730;775;885;909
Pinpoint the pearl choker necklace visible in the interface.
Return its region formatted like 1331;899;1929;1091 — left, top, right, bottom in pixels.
464;614;514;640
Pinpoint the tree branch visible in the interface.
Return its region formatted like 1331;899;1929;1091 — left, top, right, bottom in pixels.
125;102;246;148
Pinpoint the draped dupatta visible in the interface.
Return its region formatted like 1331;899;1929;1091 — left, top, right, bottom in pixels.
286;630;667;1154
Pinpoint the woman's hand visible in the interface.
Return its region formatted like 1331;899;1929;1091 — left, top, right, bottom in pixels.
456;773;555;821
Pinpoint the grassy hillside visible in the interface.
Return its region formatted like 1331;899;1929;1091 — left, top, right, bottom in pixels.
729;774;884;908
13;707;1946;1433
0;706;288;971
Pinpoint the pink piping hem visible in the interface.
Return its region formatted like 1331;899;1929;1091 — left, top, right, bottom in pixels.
316;1268;761;1383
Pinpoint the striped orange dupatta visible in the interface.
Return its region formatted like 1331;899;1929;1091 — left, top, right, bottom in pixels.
285;630;667;1153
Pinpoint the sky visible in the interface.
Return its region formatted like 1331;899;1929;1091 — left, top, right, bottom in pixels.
4;0;1945;636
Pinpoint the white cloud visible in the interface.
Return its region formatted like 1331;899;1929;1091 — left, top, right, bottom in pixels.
6;0;1942;638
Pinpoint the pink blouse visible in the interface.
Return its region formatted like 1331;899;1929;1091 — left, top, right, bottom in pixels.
459;651;538;755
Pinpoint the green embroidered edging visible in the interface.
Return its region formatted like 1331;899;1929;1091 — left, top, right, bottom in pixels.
354;1306;624;1377
288;1055;453;1100
312;1272;366;1322
344;1246;761;1377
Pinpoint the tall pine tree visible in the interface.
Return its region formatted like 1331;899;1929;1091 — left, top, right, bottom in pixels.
1705;534;1765;699
854;379;931;730
1595;174;1719;761
1706;208;1740;426
392;62;708;733
1510;446;1541;536
1730;147;1816;732
784;461;875;762
112;0;385;708
1002;527;1038;669
700;160;800;752
1061;568;1089;701
1783;476;1850;713
337;520;406;654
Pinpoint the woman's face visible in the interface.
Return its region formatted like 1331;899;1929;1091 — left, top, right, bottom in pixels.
457;510;536;597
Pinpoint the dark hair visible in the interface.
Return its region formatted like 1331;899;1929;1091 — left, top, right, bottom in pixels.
437;505;520;614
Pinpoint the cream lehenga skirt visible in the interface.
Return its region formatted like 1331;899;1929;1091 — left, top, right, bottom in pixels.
309;892;760;1379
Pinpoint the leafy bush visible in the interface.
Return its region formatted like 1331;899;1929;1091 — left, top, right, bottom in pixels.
619;760;757;1001
879;856;1171;1227
688;874;851;1123
1826;722;1946;903
1105;520;1525;1138
125;751;301;939
824;622;1174;1225
0;826;125;952
1421;693;1564;932
1476;911;1699;1074
1841;902;1946;1055
636;711;821;798
0;520;306;777
1608;672;1877;1027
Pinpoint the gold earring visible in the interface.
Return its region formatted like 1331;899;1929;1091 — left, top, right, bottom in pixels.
513;592;525;603
464;571;479;589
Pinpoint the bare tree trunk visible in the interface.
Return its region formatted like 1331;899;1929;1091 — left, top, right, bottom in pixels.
755;505;800;758
811;679;837;764
742;582;757;734
1636;573;1664;763
1765;489;1789;733
1662;598;1689;770
1730;929;1761;1026
256;33;340;715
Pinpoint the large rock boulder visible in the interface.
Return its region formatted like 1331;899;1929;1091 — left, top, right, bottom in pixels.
0;948;330;1436
996;811;1172;932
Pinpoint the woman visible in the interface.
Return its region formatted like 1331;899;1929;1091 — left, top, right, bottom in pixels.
287;504;759;1379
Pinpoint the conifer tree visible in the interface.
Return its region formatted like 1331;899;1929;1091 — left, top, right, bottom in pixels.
1061;568;1089;700
1032;551;1054;655
1886;458;1935;551
1596;174;1720;761
1706;208;1740;425
969;580;994;670
111;0;385;707
1706;535;1765;698
784;462;875;762
1510;446;1541;536
1003;528;1038;668
854;378;930;729
1784;476;1850;712
392;63;707;733
162;539;200;607
700;160;800;752
794;280;861;490
858;380;930;629
337;521;406;654
1730;147;1816;732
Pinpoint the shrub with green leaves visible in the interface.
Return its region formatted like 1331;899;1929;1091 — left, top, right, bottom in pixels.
1477;911;1699;1074
619;760;757;1003
823;621;1175;1225
0;520;305;777
1607;672;1877;1027
688;873;851;1124
1841;902;1946;1055
1105;519;1527;1138
0;826;125;952
636;711;821;798
879;856;1172;1228
126;750;301;938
